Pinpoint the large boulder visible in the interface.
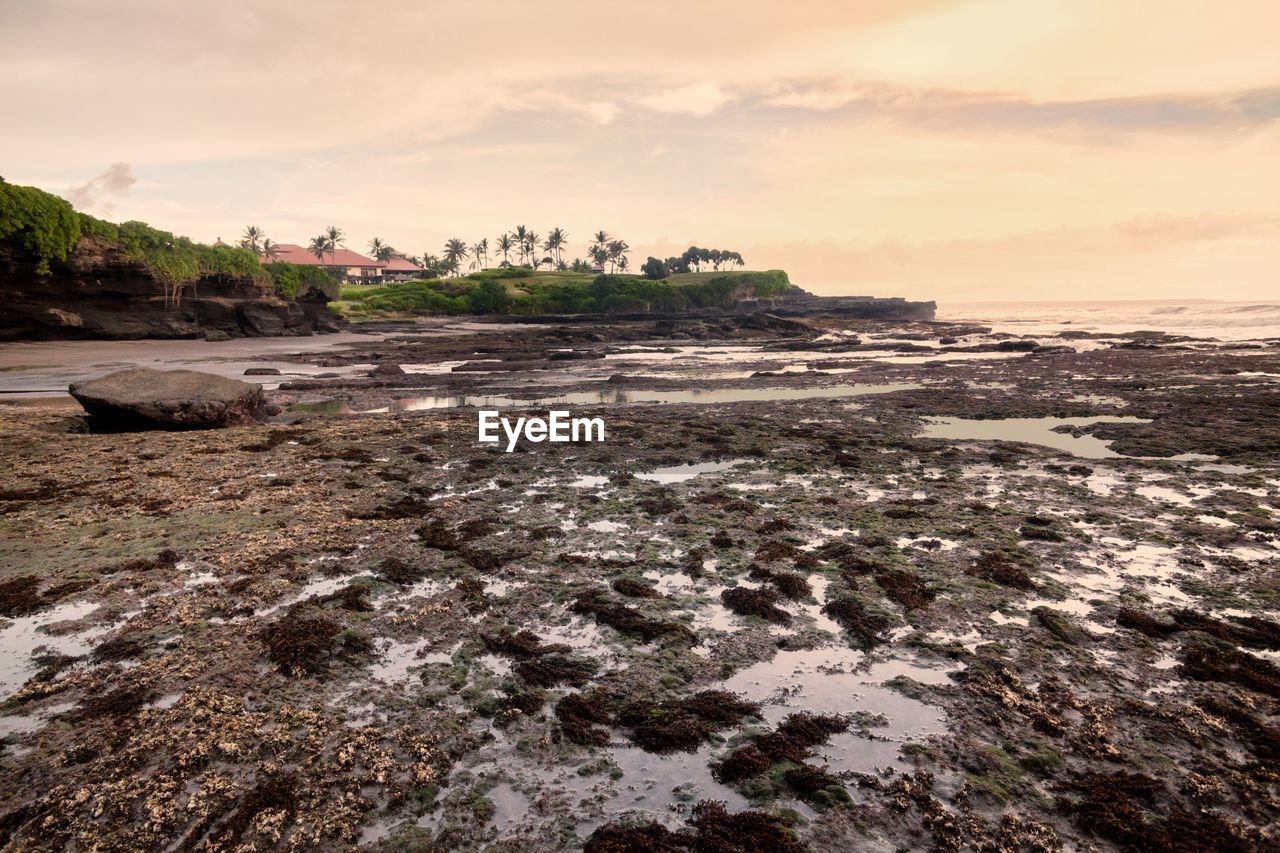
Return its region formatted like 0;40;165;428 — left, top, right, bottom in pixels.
69;368;267;430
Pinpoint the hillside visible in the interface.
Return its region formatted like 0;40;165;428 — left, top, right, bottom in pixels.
335;267;797;318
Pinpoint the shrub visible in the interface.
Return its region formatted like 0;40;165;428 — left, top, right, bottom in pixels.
0;179;82;274
468;279;512;314
266;262;338;301
641;256;668;280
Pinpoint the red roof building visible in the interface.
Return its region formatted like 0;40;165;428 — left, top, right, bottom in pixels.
380;254;423;281
263;244;386;283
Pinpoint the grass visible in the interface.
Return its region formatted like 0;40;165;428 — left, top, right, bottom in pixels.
335;268;791;319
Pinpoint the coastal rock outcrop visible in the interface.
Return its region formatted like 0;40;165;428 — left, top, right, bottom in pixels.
69;368;267;430
0;236;342;341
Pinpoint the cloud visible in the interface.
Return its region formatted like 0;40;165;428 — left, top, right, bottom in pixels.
65;162;137;212
639;82;728;116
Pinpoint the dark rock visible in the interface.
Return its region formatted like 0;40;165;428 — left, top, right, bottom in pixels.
243;367;281;376
69;368;267;430
203;328;232;342
237;301;309;337
369;360;405;377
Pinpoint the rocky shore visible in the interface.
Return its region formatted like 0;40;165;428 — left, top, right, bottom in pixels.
0;237;340;341
0;311;1277;850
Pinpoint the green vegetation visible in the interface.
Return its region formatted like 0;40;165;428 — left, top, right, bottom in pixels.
265;262;340;301
335;266;791;318
0;178;331;304
0;178;84;275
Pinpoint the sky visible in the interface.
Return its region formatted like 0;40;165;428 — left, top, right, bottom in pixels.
2;0;1278;301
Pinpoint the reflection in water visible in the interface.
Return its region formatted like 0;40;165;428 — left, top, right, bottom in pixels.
635;459;749;484
379;382;921;411
919;415;1151;459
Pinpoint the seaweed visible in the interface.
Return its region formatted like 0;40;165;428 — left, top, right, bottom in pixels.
483;629;569;659
721;587;791;625
76;684;155;719
571;591;695;645
260;612;350;676
747;565;811;600
373;556;430;586
555;693;612;746
822;597;891;648
966;553;1035;590
1057;771;1260;852
91;636;145;662
617;691;759;753
875;569;936;611
0;576;43;617
515;654;597;688
782;764;852;807
715;713;850;784
612;577;661;598
1179;642;1280;698
584;801;805;853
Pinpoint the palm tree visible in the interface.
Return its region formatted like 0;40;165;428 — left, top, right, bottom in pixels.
478;238;489;268
496;233;514;265
606;239;629;273
513;225;530;266
240;225;265;253
588;244;608;271
261;238;280;261
617;254;630;273
308;234;332;264
469;241;485;271
544;227;567;266
443;238;469;276
525;231;540;269
324;225;345;268
369;237;395;261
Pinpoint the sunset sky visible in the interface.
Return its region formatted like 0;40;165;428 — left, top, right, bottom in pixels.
2;1;1278;300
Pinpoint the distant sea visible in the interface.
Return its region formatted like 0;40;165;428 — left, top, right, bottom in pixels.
938;300;1280;342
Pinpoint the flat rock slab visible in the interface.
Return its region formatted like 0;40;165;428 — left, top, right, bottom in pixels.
69;368;266;430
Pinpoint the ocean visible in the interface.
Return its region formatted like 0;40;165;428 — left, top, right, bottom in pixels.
937;300;1280;342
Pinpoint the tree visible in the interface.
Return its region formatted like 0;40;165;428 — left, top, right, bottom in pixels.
513;225;530;266
324;225;345;267
240;225;265;254
569;258;593;273
641;256;668;280
261;238;280;261
469;241;485;271
544;227;567;266
469;279;512;314
478;237;489;269
442;238;469;276
496;232;514;265
605;239;629;274
588;244;608;270
308;234;332;263
616;254;629;273
368;237;395;261
524;231;540;269
418;253;445;278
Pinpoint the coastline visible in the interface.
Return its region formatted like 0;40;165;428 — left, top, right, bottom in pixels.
1;305;1277;849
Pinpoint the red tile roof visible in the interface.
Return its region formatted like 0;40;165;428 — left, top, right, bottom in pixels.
263;244;385;268
381;255;422;272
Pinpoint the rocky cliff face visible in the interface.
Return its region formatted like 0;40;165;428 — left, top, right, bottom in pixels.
0;236;341;341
